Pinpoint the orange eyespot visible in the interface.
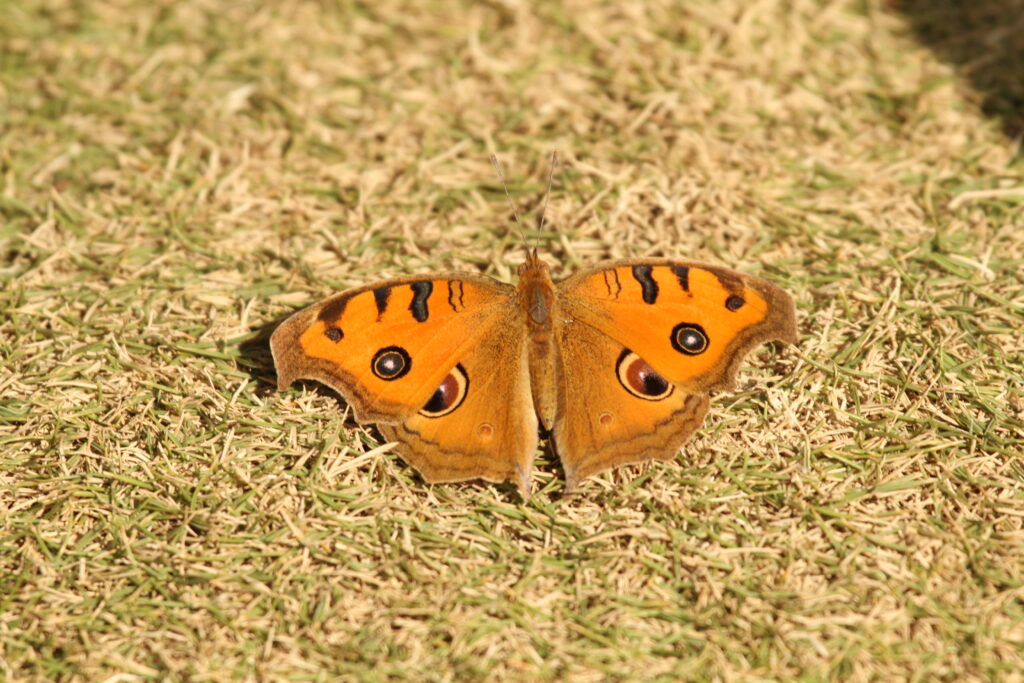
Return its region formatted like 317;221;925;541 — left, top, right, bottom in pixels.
419;364;469;418
671;323;708;356
372;346;411;380
616;350;674;401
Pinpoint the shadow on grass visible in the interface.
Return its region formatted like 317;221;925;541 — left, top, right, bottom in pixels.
237;313;351;415
237;314;286;397
895;0;1024;141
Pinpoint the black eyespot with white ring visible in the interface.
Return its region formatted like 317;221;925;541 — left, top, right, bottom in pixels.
671;323;709;356
616;349;674;401
420;364;469;418
372;346;411;381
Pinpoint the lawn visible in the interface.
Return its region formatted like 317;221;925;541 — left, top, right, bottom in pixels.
1;0;1022;679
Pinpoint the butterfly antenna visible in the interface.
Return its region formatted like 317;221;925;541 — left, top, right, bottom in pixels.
536;150;558;249
490;154;529;247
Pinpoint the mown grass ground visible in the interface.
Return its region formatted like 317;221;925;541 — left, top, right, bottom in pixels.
2;0;1022;679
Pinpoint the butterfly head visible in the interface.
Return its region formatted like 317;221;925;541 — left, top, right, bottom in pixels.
517;248;553;280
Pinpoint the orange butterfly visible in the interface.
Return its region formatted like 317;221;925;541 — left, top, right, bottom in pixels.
271;159;796;494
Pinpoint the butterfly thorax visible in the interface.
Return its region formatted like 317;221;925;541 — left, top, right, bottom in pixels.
517;249;557;328
517;249;560;429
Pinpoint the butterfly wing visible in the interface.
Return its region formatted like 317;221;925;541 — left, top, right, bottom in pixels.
271;274;537;492
550;318;711;491
553;259;796;489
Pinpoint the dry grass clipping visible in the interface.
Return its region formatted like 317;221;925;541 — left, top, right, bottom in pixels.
2;0;1022;679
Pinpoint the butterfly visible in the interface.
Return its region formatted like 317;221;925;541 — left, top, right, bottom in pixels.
272;155;795;495
270;246;797;495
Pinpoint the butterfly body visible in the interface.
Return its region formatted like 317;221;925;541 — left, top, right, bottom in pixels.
271;251;796;494
518;252;560;431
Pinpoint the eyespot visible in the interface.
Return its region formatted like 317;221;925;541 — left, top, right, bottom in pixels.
671;323;708;356
324;326;343;342
616;350;674;401
419;363;469;418
725;295;745;311
372;346;411;381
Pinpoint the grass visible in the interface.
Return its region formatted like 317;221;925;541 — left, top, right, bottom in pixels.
2;0;1023;679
